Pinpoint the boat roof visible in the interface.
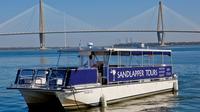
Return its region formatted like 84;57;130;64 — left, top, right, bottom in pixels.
59;47;171;56
105;48;171;52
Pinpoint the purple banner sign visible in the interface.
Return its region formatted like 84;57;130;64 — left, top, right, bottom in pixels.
108;66;172;82
68;68;98;85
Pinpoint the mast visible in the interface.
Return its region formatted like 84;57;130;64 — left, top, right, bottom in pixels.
39;0;46;49
157;1;165;46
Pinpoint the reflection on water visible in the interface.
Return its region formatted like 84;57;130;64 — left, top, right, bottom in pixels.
25;92;178;112
40;56;48;65
88;93;176;112
85;92;178;112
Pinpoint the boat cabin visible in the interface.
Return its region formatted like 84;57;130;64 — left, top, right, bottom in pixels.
13;47;173;89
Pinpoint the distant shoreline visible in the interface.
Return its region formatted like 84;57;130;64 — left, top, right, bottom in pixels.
114;41;200;48
0;47;82;50
0;41;200;50
0;47;60;50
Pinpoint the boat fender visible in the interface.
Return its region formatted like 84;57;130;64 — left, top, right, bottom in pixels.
100;95;107;107
173;74;178;79
173;81;178;92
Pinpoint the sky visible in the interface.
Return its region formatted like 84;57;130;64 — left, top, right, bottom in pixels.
0;0;200;47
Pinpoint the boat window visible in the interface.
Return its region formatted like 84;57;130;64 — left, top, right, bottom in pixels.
81;55;90;67
109;52;144;67
95;55;103;62
109;55;118;66
121;55;130;67
20;69;34;76
129;55;143;67
48;70;66;87
153;53;171;65
153;55;162;65
108;51;172;67
58;52;80;67
51;70;66;78
143;55;154;66
162;55;171;65
36;69;49;77
80;53;104;68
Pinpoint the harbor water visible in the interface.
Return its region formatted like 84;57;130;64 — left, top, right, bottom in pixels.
0;45;200;112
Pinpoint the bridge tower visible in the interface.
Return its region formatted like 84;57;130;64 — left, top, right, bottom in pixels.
157;1;165;46
39;0;46;49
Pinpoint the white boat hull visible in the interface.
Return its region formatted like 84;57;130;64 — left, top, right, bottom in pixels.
55;79;178;109
18;79;178;110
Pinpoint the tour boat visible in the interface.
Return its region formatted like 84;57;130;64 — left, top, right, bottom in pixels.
8;46;178;110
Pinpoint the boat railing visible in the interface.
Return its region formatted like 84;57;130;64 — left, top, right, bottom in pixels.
11;65;175;89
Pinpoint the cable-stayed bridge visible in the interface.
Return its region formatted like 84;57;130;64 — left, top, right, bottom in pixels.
0;0;200;49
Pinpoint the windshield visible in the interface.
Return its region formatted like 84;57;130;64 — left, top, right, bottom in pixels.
57;52;80;67
20;69;34;76
36;69;49;77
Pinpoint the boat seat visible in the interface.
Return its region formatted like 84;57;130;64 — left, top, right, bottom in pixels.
35;77;46;85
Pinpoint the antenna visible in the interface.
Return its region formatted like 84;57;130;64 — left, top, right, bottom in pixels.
64;13;67;48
